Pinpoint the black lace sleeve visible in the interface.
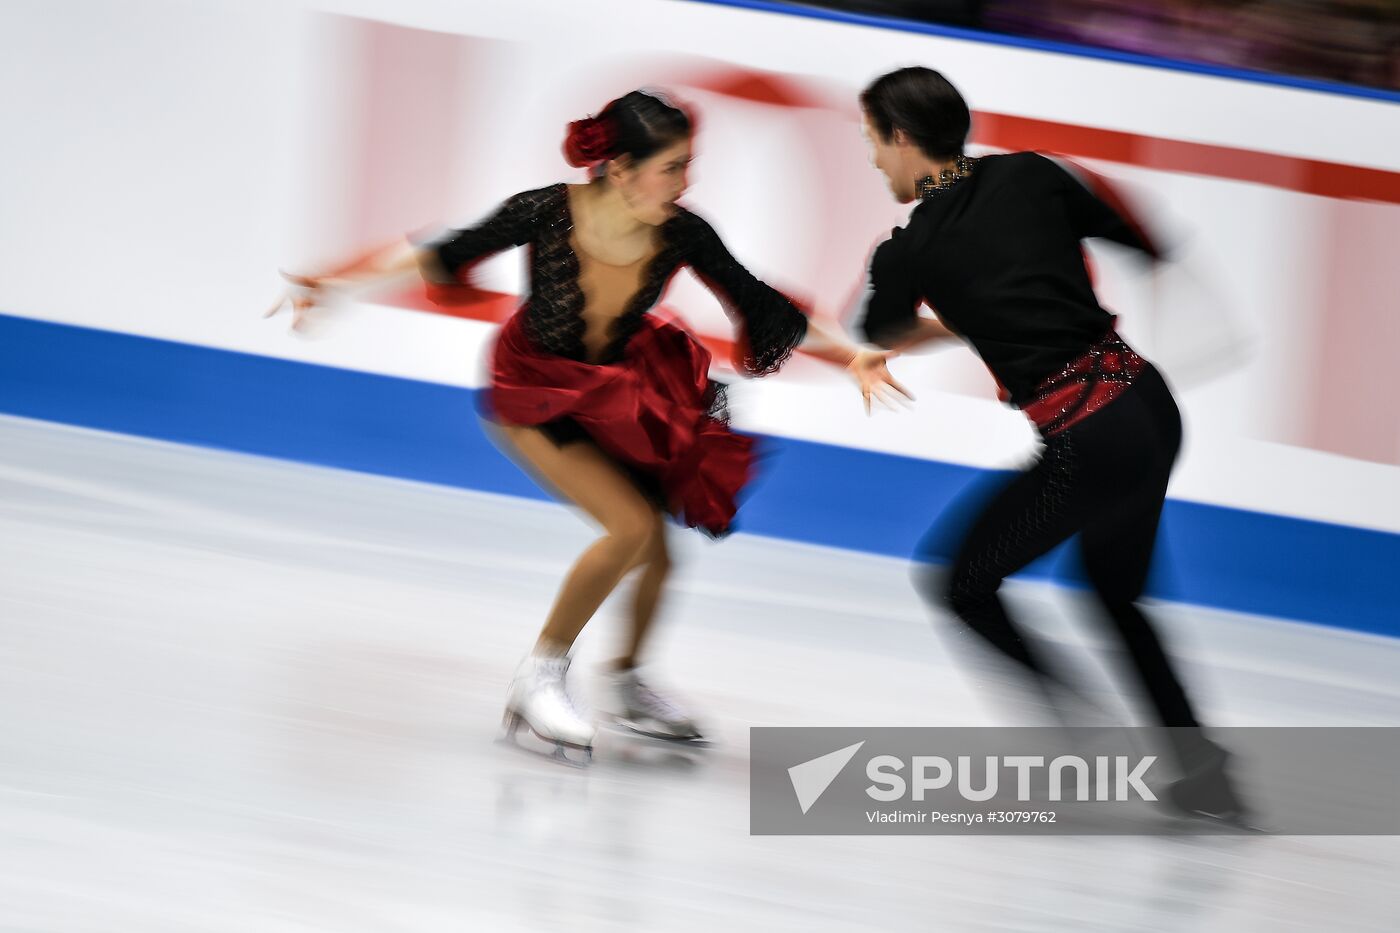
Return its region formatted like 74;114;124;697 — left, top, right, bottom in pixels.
676;210;809;376
419;185;560;284
860;234;921;349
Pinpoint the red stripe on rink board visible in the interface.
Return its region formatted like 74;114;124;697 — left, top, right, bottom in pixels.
684;64;1400;202
974;112;1400;204
376;115;1400;396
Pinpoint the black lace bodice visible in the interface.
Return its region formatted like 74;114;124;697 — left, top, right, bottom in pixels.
424;183;807;375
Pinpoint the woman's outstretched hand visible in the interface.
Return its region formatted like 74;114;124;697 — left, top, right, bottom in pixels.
847;349;914;415
263;270;334;332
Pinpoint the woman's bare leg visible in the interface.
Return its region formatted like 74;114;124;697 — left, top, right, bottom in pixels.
614;526;672;670
495;424;665;654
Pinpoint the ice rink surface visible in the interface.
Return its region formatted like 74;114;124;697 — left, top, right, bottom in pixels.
1;414;1397;931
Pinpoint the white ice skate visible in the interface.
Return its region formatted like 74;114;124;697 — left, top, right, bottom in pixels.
501;654;595;765
603;667;707;745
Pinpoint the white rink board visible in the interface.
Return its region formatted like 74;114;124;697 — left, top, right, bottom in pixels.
1;0;1398;532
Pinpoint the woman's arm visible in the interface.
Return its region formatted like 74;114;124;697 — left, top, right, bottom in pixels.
802;317;914;414
266;239;428;329
798;316;858;369
679;210;810;376
285;238;424;290
879;314;958;353
267;187;553;328
680;210;910;412
332;239;422;283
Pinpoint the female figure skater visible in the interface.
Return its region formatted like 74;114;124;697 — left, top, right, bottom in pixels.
269;90;906;762
854;67;1245;823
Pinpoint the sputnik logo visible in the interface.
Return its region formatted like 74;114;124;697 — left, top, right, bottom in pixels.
787;741;865;814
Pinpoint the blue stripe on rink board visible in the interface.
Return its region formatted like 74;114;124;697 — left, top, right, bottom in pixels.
678;0;1400;105
3;312;1397;637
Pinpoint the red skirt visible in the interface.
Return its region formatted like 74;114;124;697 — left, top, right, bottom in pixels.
482;310;753;537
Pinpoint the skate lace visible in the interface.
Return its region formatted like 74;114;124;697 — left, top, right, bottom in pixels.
549;680;583;715
631;678;684;720
537;660;583;716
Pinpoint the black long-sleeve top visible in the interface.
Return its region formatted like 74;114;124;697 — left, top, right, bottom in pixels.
860;151;1161;404
424;183;808;375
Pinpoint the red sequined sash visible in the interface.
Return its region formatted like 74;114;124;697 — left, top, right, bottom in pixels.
1020;329;1146;436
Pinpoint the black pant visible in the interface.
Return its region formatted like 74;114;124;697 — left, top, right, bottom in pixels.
919;364;1204;746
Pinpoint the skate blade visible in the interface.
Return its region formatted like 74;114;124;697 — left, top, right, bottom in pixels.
1162;804;1268;833
603;717;712;747
499;711;594;768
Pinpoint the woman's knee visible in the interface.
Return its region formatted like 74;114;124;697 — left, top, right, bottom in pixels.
644;522;671;570
627;516;672;575
602;508;662;565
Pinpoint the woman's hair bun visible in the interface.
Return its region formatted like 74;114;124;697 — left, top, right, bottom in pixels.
563;115;617;168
